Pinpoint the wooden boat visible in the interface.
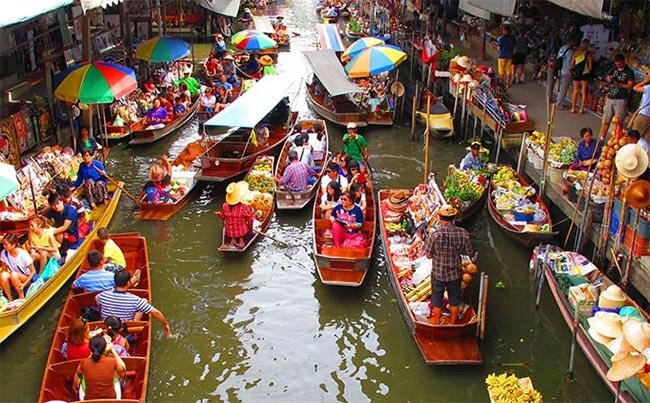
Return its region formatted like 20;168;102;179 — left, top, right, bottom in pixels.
415;99;454;139
136;140;208;221
306;82;367;128
441;168;489;226
538;246;645;402
38;233;151;403
344;25;366;41
312;177;376;286
218;156;276;252
196;81;245;126
378;188;485;364
105;123;135;143
275;119;329;210
487;170;558;248
0;182;123;344
128;100;200;146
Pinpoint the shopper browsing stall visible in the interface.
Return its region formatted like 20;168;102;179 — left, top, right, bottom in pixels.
599;53;635;137
497;25;516;86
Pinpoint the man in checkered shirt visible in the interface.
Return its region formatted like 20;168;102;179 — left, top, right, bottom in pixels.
424;204;474;325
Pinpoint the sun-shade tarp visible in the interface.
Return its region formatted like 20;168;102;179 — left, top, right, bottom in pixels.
316;24;345;53
303;50;362;97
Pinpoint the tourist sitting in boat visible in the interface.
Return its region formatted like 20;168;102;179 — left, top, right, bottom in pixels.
243;53;262;78
348;160;368;186
97;227;127;273
460;142;484;170
320;181;341;219
338;154;352;178
176;68;200;97
222;54;238;84
213;34;227;58
424;204;474;325
58;185;87;224
162;93;175;114
143;155;175;204
330;191;365;247
214;74;234;102
173;96;186;115
204;55;222;79
309;130;327;161
160;67;176;89
104;316;130;357
144;97;170;130
73;335;126;400
570;127;601;171
241;7;253;21
254;123;270;147
287;123;303;142
276;149;316;192
200;87;217;112
366;91;383;114
46;194;80;258
291;136;314;167
96;270;172;336
62;318;91;360
72;150;110;210
214;86;231;111
321;162;349;192
350;182;367;214
0;233;36;301
27;216;60;272
216;181;255;249
72;250;116;293
76;126;101;156
143;77;158;95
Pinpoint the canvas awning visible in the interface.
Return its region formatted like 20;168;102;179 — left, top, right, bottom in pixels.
0;0;73;28
79;0;123;13
252;16;275;34
196;0;240;18
303;50;362;97
316;24;345;53
468;0;517;17
547;0;604;19
204;75;296;128
459;0;490;19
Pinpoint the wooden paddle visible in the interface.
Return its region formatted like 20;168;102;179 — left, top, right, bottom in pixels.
91;165;140;205
254;228;290;247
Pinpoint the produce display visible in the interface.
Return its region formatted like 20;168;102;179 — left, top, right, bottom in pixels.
244;157;274;218
444;167;487;210
485;373;543;403
527;131;577;167
167;164;198;203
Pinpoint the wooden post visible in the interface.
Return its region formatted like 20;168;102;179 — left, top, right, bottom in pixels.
480;273;488;341
535;245;550;308
81;15;91;62
423;95;431;183
516;132;528;175
539;103;557;197
568;300;581;378
411;82;419;140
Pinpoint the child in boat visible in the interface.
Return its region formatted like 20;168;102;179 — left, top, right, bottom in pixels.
96;227;126;273
173;96;186;115
27;216;61;272
0;233;37;300
143;156;174;204
104;316;130;357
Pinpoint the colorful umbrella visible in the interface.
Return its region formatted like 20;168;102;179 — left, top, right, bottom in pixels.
345;45;407;78
135;36;190;63
232;32;277;51
341;37;385;62
0;162;19;202
54;61;137;104
231;29;264;43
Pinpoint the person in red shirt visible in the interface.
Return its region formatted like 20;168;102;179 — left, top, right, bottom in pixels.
215;181;255;249
143;77;158;94
64;318;91;360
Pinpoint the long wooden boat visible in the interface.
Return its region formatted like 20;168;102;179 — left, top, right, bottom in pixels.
38;233;151;403
198;112;297;182
487;170;558;248
378;188;485;364
275;119;330;210
136;140;208;221
538;246;647;402
218;156;276;253
306;82;367;127
0;182;123;344
441;168;489;226
312;177;376;286
128;100;200;146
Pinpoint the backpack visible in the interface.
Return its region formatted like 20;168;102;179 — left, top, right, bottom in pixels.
553;46;571;77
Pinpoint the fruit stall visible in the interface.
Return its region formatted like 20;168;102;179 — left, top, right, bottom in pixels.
244;157;274;221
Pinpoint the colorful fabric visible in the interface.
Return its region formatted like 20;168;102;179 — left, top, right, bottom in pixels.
424;223;474;282
221;202;254;238
73;269;115;292
83;179;109;206
55;61;137;104
280;161;315;191
96;290;153;321
332;204;363;233
11;113;28;152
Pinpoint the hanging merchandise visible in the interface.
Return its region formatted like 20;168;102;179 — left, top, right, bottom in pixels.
0;118;21;167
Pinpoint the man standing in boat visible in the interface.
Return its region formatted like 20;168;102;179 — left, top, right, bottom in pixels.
424;205;474;325
342;122;369;169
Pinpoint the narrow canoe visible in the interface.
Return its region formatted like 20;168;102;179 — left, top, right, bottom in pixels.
197;112;298;183
415;103;454;139
306;83;368;128
378;188;484;365
440;169;490;226
136;141;208;221
38;233;151;403
218;156;276;252
487;170;558;248
196;82;244;126
128;100;200;146
275;119;330;210
312;178;376;286
0;182;123;344
537;247;643;402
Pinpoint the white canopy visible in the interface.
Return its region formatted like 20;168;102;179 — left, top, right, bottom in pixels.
196;0;241;18
548;0;604;19
459;0;490;19
468;0;517;17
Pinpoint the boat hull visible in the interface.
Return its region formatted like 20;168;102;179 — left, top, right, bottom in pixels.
128;100;200;146
306;85;367;127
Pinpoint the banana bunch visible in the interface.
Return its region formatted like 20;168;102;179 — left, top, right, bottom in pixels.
485;373;543;403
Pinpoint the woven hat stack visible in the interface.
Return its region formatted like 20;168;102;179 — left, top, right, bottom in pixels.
387;190;409;213
588;311;623;345
623;318;650;353
606;350;647;382
598;285;626;309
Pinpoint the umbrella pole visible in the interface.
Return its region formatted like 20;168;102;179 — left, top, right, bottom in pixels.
423;95;431;183
28;167;38;216
622;207;641;286
100;105;109;149
68;105;77;152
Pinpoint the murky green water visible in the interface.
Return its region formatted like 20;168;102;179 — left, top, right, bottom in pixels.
0;1;613;402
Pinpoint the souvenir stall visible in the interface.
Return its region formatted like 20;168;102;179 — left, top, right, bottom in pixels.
0;101;54;168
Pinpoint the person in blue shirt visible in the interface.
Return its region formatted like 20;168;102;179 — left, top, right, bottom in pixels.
497;25;516;86
212;34;227;58
460;142;484;170
72;150;110;209
570;127;601;171
214;74;233;102
72;250;115;293
46;193;80;258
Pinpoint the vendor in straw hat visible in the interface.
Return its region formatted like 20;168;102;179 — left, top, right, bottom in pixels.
215;181;255;249
212;33;227;58
260;55;277;76
143;155;174;204
424;204;475;325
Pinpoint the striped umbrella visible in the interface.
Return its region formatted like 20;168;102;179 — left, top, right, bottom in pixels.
54;61;137;104
341;37;385;62
135;36;190;63
345;45;407;78
231;31;277;51
231;29;264;43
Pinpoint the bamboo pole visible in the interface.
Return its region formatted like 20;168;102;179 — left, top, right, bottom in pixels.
568;300;581;378
68;105;77;152
423;95;431;183
516;132;528;175
480;272;488;341
535;245;550;308
539;103;557;197
411;82;419;140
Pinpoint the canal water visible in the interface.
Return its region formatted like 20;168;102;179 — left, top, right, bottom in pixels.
1;1;612;402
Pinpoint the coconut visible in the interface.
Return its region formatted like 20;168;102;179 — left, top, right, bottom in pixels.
614;144;621;151
462;273;473;284
619;138;628;146
604;160;612;168
465;263;478;274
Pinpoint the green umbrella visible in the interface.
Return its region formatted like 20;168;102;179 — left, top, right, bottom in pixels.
0;162;19;201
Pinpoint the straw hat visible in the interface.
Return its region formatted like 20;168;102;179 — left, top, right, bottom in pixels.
588;311;624;339
439;204;458;218
615;144;649;179
456;56;471;69
225;181;250;205
149;164;165;182
625;180;650;210
387;190;410;212
260;55;274;66
623;318;650;352
589;326;615;345
599;285;627;309
606;351;646;382
223;54;234;61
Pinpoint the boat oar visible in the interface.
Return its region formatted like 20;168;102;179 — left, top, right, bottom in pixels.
92;166;141;205
254;228;290;247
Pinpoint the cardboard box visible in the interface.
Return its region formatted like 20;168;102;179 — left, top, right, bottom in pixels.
569;284;597;315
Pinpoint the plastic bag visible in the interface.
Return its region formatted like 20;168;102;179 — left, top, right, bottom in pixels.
25;277;45;298
409;302;431;317
41;257;61;281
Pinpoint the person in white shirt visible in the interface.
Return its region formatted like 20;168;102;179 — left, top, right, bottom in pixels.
0;234;36;301
291;136;313;167
632;69;650;142
321;162;349;192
